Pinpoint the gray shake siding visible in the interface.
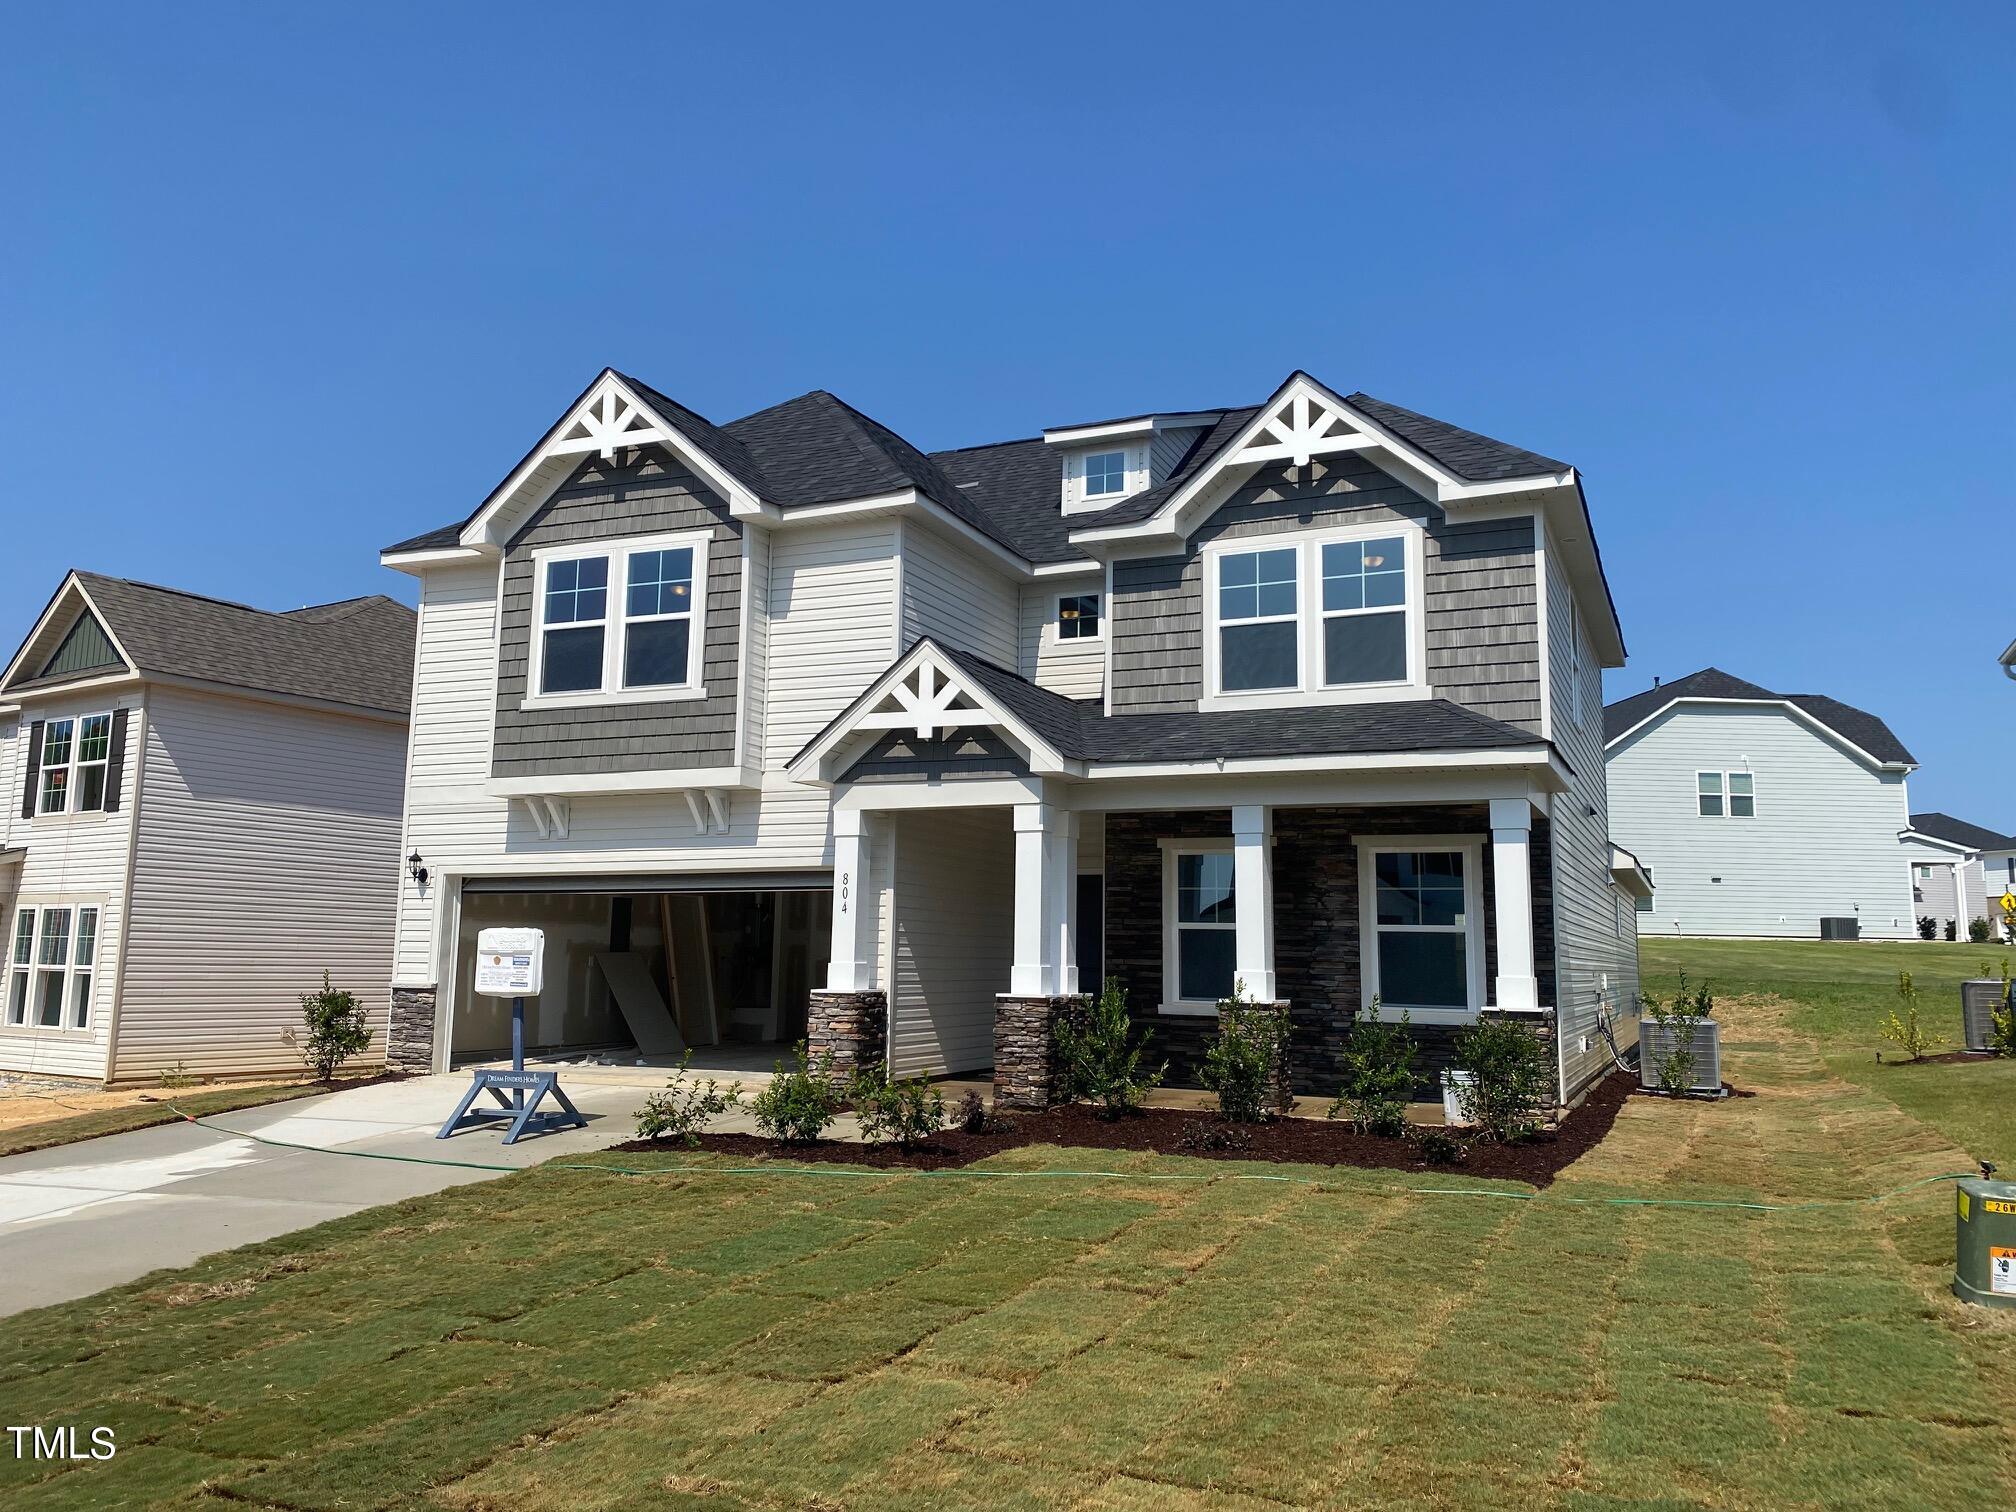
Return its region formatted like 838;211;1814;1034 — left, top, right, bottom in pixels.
493;447;742;777
1108;455;1541;729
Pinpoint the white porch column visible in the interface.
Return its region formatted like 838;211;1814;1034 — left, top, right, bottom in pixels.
825;808;876;991
1052;810;1080;996
1488;797;1539;1010
1953;861;1968;935
1010;803;1057;996
1231;804;1277;1002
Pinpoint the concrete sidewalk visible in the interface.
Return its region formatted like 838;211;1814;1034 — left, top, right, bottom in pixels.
0;1073;660;1317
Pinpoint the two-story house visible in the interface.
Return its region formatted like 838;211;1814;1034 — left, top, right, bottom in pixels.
1607;668;1927;940
382;369;1643;1109
0;572;413;1082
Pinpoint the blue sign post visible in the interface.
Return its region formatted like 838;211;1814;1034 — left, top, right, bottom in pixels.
437;926;586;1145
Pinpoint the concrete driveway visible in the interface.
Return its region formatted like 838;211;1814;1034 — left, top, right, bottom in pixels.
0;1073;659;1317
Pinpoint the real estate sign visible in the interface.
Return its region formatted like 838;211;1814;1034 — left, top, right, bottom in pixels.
473;927;544;997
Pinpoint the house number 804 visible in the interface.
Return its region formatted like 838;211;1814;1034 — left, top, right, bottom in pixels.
838;871;849;914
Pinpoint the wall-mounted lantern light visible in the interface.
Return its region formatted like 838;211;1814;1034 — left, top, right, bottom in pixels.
408;851;429;888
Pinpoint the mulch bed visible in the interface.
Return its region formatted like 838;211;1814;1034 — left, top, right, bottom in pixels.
607;1069;1632;1187
1889;1050;2002;1067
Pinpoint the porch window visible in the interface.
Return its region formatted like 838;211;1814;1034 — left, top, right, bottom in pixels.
1358;839;1486;1021
527;530;710;705
4;904;95;1031
1165;846;1236;1006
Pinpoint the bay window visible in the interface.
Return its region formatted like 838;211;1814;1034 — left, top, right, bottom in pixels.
1357;839;1485;1022
1204;523;1425;708
1163;844;1236;1009
5;904;97;1030
527;531;709;705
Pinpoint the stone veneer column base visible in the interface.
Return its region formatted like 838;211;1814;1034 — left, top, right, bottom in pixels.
388;986;438;1074
1239;1000;1296;1113
993;994;1086;1110
807;990;887;1084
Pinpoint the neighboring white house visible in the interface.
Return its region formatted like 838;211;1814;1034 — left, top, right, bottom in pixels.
380;367;1649;1110
1901;811;2016;940
0;573;414;1082
1606;668;1924;940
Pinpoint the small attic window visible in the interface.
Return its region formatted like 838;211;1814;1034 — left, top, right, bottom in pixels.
1084;451;1127;498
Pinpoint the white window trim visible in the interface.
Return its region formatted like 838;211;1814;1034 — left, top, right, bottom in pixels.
1083;450;1129;500
1695;769;1756;819
1158;837;1234;1016
33;711;114;819
4;897;104;1035
1356;835;1487;1025
1062;445;1149;514
1199;520;1430;713
1053;590;1103;644
522;529;712;710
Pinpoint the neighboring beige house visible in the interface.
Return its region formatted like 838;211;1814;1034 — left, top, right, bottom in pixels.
0;573;414;1082
383;367;1646;1111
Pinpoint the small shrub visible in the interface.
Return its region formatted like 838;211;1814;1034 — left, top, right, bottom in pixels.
1175;1120;1252;1153
1945;917;1958;942
1328;1001;1417;1136
634;1051;739;1147
952;1089;1015;1136
1982;960;2015;1057
1918;915;1938;941
1414;1127;1465;1165
748;1041;845;1143
157;1061;197;1091
1969;916;1993;944
1055;976;1165;1118
298;972;372;1082
1878;972;1942;1062
1645;968;1712;1094
848;1068;946;1149
1452;1016;1552;1142
1200;981;1290;1123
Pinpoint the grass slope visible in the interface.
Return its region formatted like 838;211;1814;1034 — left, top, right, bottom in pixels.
2;985;2012;1510
1641;936;2016;1168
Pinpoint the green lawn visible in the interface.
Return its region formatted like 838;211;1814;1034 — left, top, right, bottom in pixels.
1641;936;2016;1167
3;951;2014;1509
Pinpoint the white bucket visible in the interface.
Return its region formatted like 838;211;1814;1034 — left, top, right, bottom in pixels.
1441;1070;1477;1126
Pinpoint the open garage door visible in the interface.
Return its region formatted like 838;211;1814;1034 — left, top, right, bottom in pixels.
450;875;831;1064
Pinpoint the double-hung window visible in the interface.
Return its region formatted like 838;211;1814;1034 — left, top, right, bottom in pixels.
1083;450;1128;499
1697;771;1755;818
527;531;709;705
1205;524;1423;707
1164;845;1236;1009
34;713;113;816
1358;840;1485;1021
1057;593;1101;641
5;904;98;1030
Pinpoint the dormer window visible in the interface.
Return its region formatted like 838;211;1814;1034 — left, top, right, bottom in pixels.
1084;451;1128;499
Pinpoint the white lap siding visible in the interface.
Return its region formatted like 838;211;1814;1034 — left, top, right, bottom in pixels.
0;692;145;1080
1609;706;1918;940
888;807;1013;1077
1545;544;1641;1102
900;524;1018;666
114;687;406;1081
1017;583;1105;699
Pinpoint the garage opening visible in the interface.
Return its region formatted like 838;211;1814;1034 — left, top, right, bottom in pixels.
450;874;831;1071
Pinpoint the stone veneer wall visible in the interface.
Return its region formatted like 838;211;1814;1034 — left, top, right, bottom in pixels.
807;990;886;1083
1102;805;1557;1097
992;995;1086;1109
388;986;437;1073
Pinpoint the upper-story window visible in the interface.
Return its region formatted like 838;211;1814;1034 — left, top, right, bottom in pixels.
35;713;112;816
528;531;709;706
1697;771;1755;817
1057;594;1101;640
1203;523;1425;710
1083;451;1128;498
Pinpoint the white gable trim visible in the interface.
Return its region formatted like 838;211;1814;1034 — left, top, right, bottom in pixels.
1604;696;1914;774
787;640;1076;784
1899;827;1976;858
458;371;767;550
0;575;140;694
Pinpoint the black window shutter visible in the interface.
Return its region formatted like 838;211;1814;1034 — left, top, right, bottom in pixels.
20;720;43;819
103;709;130;813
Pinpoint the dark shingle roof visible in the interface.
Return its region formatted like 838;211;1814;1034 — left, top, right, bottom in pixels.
924;642;1544;765
387;373;1575;570
7;574;416;716
1908;813;2014;851
1603;667;1915;766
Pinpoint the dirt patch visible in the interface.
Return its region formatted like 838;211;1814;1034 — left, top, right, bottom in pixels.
1887;1051;2001;1067
609;1070;1632;1187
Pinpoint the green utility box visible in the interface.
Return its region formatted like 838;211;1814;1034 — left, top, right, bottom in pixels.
1954;1178;2016;1309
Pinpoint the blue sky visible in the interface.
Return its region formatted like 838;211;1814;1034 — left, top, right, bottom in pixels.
2;4;2010;818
